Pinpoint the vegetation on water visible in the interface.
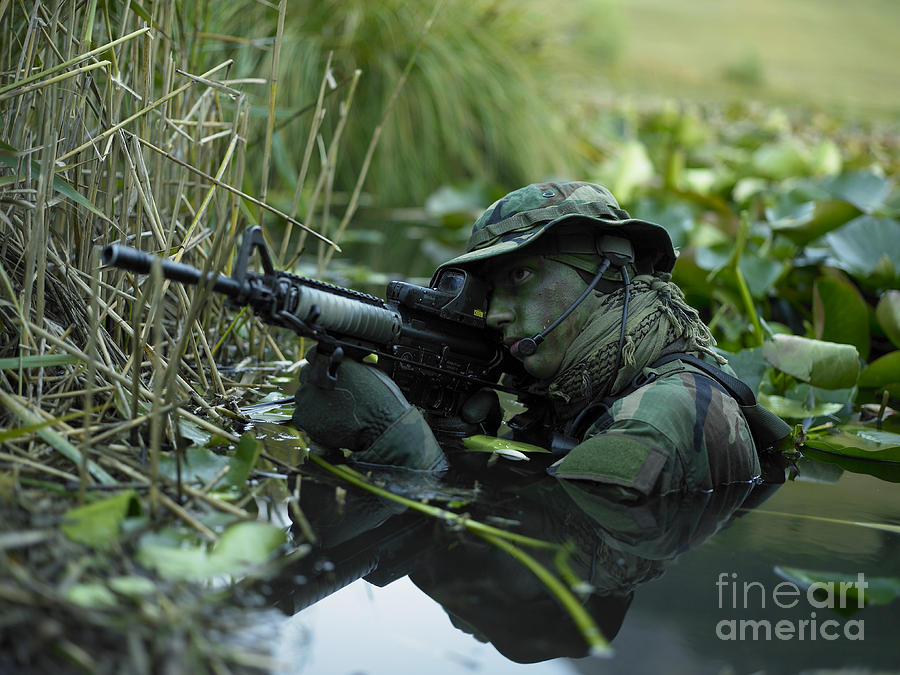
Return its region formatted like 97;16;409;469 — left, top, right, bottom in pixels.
0;0;898;672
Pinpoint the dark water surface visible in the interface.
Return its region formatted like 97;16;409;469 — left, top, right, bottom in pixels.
252;449;899;675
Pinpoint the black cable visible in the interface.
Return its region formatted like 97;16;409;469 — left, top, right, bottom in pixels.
612;265;631;376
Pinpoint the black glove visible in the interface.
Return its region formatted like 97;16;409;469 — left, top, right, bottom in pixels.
292;348;447;472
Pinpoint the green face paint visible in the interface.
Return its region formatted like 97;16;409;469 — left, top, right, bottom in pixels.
485;255;604;381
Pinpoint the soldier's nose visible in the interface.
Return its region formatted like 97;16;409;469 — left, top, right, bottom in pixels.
486;305;514;331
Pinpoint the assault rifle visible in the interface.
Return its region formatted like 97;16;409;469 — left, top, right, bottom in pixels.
102;226;523;432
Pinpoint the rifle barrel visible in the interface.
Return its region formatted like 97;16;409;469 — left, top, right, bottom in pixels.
102;244;240;296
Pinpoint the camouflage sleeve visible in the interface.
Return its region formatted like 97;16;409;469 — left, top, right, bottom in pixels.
547;368;759;495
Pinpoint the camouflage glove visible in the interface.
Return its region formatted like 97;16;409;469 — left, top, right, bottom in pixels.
293;348;447;472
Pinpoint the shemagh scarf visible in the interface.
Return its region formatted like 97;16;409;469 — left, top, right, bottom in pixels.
540;270;725;415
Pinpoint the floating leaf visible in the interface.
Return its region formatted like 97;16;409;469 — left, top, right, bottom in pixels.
761;334;860;389
822;215;900;281
757;393;844;420
775;567;900;608
752;139;810;180
804;425;900;463
721;347;767;396
158;447;228;486
858;351;900;397
876;291;900;349
766;197;860;245
463;435;551;454
813;277;870;360
801;446;900;483
137;521;286;581
222;433;261;490
824;171;893;213
62;490;141;550
157;434;261;491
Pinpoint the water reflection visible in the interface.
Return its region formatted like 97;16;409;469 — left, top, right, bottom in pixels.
260;462;782;669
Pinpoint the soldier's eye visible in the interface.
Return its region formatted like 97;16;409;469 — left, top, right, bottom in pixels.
508;267;532;285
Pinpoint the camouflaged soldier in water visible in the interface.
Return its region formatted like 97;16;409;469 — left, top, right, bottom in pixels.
434;181;763;495
294;181;784;496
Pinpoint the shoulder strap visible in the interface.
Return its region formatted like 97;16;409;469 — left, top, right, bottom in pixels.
649;353;755;405
649;352;792;451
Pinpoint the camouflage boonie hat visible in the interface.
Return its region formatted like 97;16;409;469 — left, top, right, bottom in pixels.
439;182;676;273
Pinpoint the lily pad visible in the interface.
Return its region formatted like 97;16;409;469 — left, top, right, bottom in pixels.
756;394;844;420
822;215;900;281
858;351;900;397
761;334;860;390
801;446;900;483
813;277;870;360
876;291;900;349
775;567;900;609
767;197;860;245
61;490;141;550
463;435;551;455
824;171;893;213
804;425;900;463
137;520;286;581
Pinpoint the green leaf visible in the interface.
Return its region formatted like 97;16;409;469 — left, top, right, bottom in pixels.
0;354;80;369
137;521;285;581
720;347;767;396
801;446;900;483
876;291;900;349
858;350;900;397
108;575;156;597
766;198;860;245
751;139;810;180
61;490;141;549
463;435;551;454
222;433;261;490
158;447;228;486
761;334;860;389
813;277;870;360
804;425;900;463
158;435;260;491
825;171;893;213
66;583;119;609
738;252;783;298
776;567;900;608
757;394;844;420
822;215;900;281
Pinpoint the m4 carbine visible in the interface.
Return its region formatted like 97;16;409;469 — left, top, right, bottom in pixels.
102;226;518;431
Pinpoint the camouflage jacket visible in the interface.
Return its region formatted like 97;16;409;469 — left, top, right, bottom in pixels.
546;357;760;496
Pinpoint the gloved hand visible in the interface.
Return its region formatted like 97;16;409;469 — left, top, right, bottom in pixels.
292;348;447;471
459;387;503;436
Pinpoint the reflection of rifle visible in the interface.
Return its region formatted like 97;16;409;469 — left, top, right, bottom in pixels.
103;226;520;426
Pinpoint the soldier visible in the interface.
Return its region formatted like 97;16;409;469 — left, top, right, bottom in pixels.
293;182;788;497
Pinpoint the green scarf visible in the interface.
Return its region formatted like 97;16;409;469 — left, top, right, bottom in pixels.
543;272;724;413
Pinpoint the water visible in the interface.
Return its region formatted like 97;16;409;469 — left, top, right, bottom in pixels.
248;450;900;674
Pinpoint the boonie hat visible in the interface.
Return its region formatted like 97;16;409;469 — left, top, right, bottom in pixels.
439;181;676;273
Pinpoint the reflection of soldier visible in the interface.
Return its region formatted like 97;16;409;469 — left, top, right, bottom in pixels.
293;182;790;496
267;470;780;663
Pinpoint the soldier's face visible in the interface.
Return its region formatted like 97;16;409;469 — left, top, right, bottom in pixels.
485;255;600;380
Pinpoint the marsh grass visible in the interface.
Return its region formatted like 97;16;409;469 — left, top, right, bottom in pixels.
0;1;371;670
